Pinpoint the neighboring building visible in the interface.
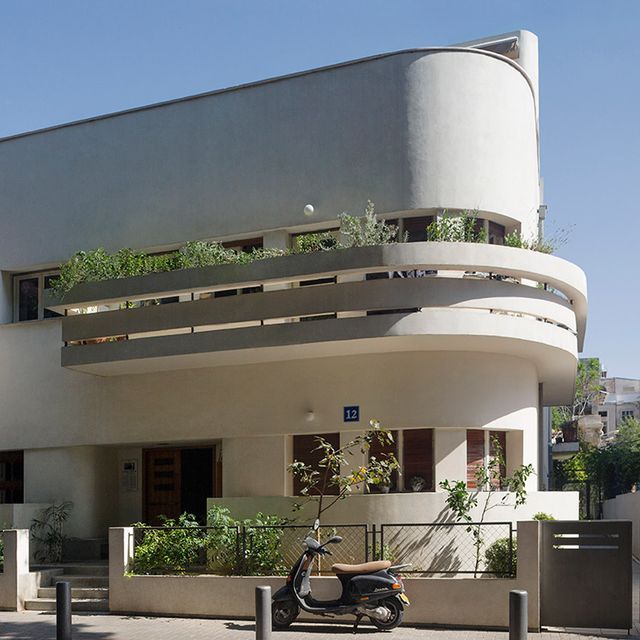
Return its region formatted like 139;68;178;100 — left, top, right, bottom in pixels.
595;377;640;437
0;30;586;539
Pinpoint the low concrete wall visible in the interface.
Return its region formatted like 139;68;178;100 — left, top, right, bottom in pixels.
604;492;640;557
0;503;51;530
0;530;37;611
109;522;540;630
208;491;579;526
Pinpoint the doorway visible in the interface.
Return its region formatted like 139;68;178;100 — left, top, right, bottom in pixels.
143;445;220;525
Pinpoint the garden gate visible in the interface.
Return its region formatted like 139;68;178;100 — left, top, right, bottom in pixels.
540;520;632;630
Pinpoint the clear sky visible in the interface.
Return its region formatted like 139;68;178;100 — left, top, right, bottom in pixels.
1;1;638;377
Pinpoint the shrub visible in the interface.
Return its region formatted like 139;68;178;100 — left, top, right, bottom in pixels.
293;232;338;253
338;201;403;247
426;210;487;243
131;513;204;575
532;512;555;521
131;507;288;576
504;231;554;254
484;537;517;577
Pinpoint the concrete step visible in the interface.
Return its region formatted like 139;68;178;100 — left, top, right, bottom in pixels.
38;586;109;599
60;564;109;576
24;598;109;612
50;575;109;588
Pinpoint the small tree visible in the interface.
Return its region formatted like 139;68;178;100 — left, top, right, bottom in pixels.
288;420;400;523
439;437;534;576
552;358;605;435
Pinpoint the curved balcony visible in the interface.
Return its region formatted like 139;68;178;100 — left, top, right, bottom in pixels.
49;243;587;404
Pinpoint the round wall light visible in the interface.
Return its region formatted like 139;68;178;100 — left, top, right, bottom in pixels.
303;204;315;217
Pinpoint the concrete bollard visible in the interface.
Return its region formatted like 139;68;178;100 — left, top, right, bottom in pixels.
56;581;72;640
255;585;272;640
509;589;528;640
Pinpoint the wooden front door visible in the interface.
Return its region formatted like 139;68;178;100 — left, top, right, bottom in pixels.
144;448;182;524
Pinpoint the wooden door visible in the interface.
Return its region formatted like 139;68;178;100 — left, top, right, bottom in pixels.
144;448;182;524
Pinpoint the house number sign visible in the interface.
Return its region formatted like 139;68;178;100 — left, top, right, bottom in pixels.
343;406;360;422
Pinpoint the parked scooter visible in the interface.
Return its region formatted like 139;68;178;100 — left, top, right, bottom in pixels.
272;525;410;631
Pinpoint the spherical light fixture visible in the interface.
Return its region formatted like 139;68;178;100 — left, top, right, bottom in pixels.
303;204;315;217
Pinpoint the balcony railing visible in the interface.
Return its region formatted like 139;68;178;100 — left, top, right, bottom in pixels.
47;243;587;377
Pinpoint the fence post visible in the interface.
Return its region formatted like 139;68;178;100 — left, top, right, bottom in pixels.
369;524;375;561
56;581;72;640
255;585;272;640
509;589;527;640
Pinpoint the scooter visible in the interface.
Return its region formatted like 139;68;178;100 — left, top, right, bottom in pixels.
272;528;410;632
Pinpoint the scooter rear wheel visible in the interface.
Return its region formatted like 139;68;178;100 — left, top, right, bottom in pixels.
272;599;300;629
369;596;404;631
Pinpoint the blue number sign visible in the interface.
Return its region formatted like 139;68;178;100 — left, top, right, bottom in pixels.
343;406;360;422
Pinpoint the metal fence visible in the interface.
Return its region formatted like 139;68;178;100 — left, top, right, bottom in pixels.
130;522;514;577
374;522;514;576
130;524;368;576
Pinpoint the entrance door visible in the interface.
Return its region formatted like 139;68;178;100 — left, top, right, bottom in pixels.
143;446;219;525
144;448;182;524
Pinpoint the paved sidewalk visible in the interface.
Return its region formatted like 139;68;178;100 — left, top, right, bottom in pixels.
0;612;638;640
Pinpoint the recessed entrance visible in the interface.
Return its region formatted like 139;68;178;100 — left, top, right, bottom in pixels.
143;445;220;524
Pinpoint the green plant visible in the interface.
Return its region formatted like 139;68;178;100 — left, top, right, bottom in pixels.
0;533;4;572
426;210;487;243
131;507;289;576
293;232;338;253
338;201;403;247
368;542;397;563
485;537;517;577
439;437;534;577
289;420;400;522
532;512;555;521
131;513;204;575
30;501;73;563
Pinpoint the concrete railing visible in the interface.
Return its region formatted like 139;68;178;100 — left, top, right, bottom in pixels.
48;244;587;389
109;522;541;629
0;530;37;611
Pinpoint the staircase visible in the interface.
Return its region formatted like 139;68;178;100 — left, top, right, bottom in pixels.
25;564;109;612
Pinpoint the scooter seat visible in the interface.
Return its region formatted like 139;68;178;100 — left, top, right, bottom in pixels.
331;560;391;574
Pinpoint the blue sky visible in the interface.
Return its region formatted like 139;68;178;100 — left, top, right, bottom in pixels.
1;1;638;377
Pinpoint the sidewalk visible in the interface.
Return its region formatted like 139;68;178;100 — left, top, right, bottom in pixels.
0;612;638;640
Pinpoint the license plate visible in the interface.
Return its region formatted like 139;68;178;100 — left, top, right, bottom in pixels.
399;593;410;605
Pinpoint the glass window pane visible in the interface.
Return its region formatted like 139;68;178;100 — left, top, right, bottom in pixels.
18;278;39;321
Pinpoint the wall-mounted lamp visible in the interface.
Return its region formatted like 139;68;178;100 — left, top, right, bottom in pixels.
305;410;315;423
303;204;315;217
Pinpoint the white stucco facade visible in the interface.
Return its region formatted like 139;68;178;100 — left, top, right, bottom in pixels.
0;30;585;539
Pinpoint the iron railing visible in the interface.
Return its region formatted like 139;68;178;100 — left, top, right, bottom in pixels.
130;522;515;577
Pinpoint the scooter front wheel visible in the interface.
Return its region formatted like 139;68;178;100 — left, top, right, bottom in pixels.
272;599;300;629
369;596;404;631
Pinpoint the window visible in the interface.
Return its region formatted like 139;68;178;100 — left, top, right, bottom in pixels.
292;433;340;496
14;272;63;322
0;451;24;503
402;429;434;491
488;222;506;245
466;430;507;489
402;216;433;243
621;410;635;421
367;428;434;492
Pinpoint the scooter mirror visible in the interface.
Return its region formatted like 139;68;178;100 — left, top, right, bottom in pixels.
327;535;343;544
312;519;320;531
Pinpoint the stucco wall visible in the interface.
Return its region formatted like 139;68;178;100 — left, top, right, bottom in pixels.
108;522;542;629
0;332;539;451
24;446;118;538
603;492;640;557
0;530;37;611
0;48;538;271
208;492;579;526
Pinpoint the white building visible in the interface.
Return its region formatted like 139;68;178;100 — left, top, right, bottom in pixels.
0;30;585;540
596;377;640;436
